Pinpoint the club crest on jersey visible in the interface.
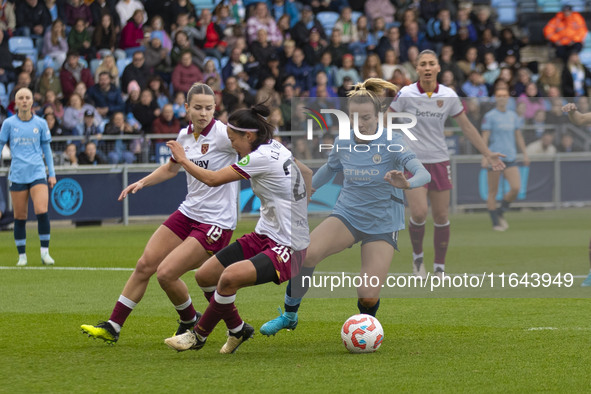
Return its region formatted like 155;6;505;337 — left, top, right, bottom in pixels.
33;128;39;134
372;154;382;164
201;144;209;154
437;100;444;108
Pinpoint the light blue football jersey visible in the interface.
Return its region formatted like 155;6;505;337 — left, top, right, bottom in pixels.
327;130;417;233
0;114;53;183
481;108;523;163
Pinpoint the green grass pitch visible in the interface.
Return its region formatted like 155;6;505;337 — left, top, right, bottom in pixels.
1;208;590;392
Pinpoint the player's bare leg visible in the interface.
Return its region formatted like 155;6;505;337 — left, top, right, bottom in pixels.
157;237;210;333
405;187;429;279
30;184;53;265
497;166;520;230
429;189;450;277
357;241;394;317
81;226;183;343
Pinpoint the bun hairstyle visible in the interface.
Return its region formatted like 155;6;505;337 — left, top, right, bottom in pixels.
347;78;399;114
186;82;215;103
227;103;275;151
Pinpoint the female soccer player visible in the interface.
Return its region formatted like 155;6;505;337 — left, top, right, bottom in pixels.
390;49;505;279
163;104;312;354
260;78;431;336
81;83;238;344
0;88;56;266
562;101;591;287
481;87;530;231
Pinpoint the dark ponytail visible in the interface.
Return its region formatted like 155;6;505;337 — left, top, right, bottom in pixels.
228;103;275;151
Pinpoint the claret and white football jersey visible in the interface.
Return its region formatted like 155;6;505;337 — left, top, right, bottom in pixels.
390;82;464;163
230;140;310;252
171;119;239;230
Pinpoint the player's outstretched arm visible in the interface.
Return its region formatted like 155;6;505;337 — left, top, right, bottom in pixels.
385;158;430;189
294;158;313;203
562;103;591;126
167;140;242;186
455;112;506;171
118;160;181;200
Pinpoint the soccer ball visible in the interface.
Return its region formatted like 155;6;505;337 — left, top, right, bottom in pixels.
341;314;384;353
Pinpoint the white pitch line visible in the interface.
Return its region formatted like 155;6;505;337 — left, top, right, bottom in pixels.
0;266;588;279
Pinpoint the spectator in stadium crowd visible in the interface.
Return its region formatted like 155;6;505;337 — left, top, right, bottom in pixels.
379;49;397;81
148;15;173;51
15;0;52;41
557;132;583;152
513;67;533;97
68;18;93;59
377;26;402;63
561;51;591;97
121;51;149;92
171;91;187;123
290;5;326;47
455;3;477;42
518;82;546;122
41;90;64;119
401;46;419;82
36;66;63;102
119;9;146;57
0;31;15;86
164;102;311;354
439;69;458;91
42;19;68;69
285;47;313;94
482;52;501;88
92;13;123;60
472;5;496;39
276;14;293;42
333;6;357;44
170;0;197;26
324;29;350;68
73;109;103;148
81;83;239;346
18;57;37;88
151;103;179;143
147;76;171;110
78;141;107;165
131;89;160;133
365;0;396;24
426;8;457;53
65;0;92;27
302;27;326;66
60;51;94;100
457;46;484;80
86;71;125;119
90;0;120;31
171;29;206;67
361;53;383;80
115;0;146;28
251;28;277;65
481;86;529;232
61;142;78;166
0;0;16;35
537;62;562;97
544;4;588;62
401;21;433;61
525;130;557;156
222;75;254;113
95;54;120;87
144;32;173;81
309;70;337;98
246;2;282;45
496;27;527;65
196;8;228;61
349;15;378;58
267;0;299;27
452;26;473;62
0;88;56;266
172;51;204;94
103;110;140;164
391;49;505;279
63;92;100;130
461;70;488;98
476;28;496;63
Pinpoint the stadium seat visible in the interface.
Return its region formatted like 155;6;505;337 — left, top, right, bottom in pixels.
117;57;132;77
579;49;591;68
0;93;8;107
316;11;339;37
220;56;229;69
497;3;518;24
190;0;215;11
90;59;101;75
6;82;14;94
0;83;6;95
351;11;363;24
8;36;34;52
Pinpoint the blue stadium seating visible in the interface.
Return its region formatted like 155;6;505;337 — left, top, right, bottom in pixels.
497;3;518;24
204;56;221;72
190;0;216;12
8;36;38;67
351;11;363;25
117;58;132;77
90;59;101;76
316;11;339;37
